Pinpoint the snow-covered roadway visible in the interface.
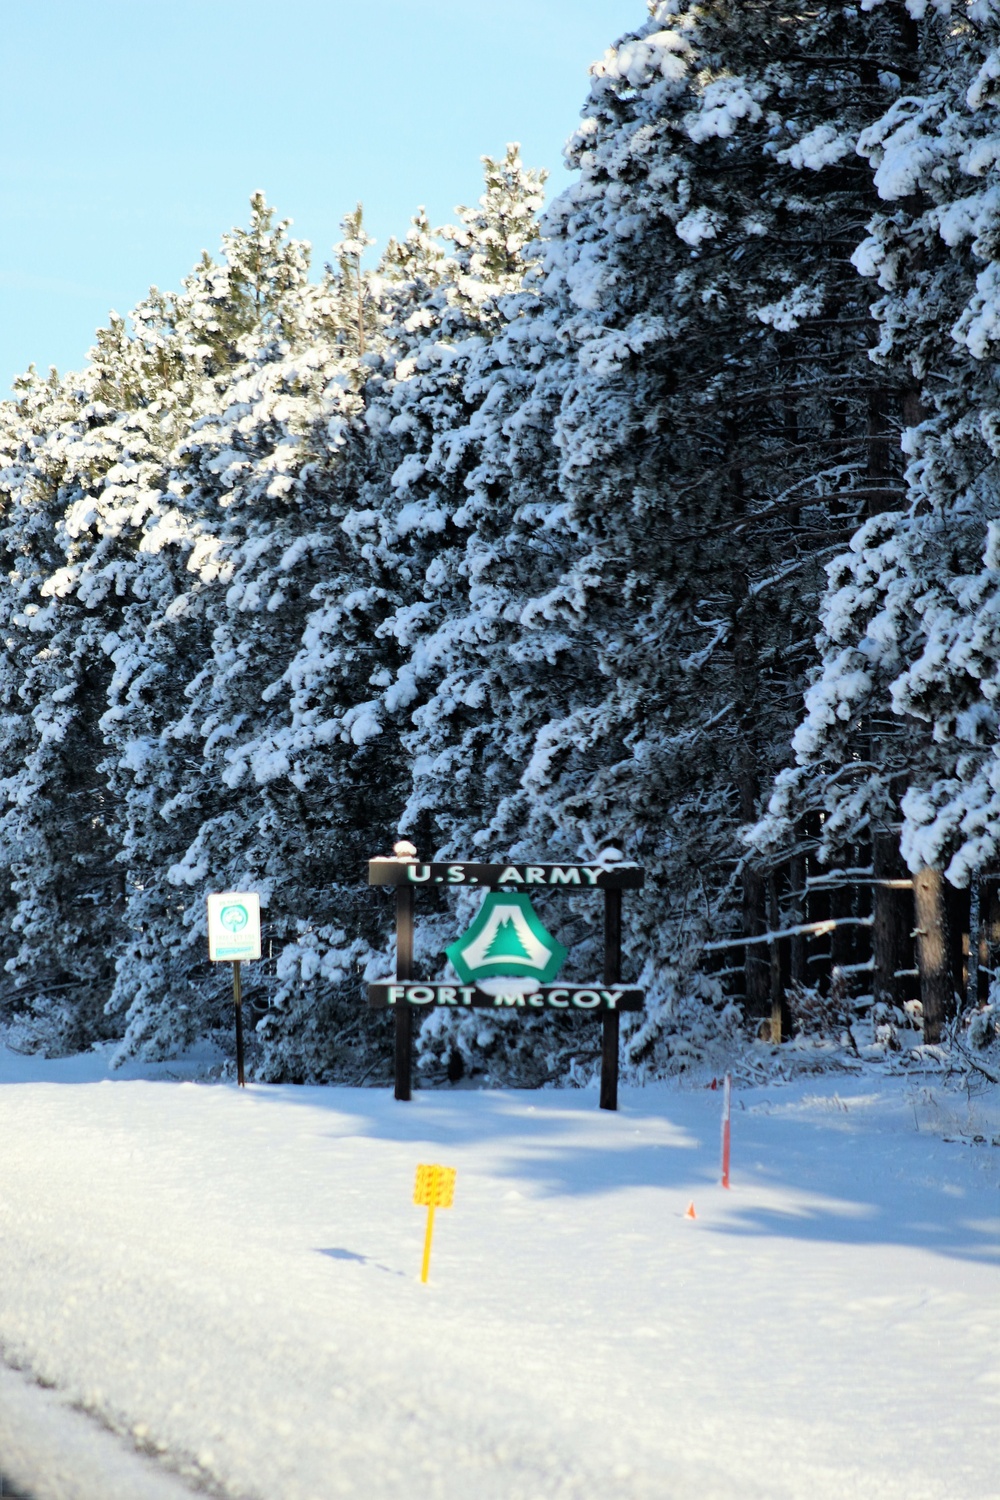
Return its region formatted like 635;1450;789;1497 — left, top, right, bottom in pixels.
0;1360;195;1500
0;1047;996;1500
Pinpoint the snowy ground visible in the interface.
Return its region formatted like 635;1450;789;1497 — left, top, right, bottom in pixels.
0;1045;996;1500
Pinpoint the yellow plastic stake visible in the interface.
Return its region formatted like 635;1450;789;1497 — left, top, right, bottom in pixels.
413;1164;456;1283
421;1205;436;1285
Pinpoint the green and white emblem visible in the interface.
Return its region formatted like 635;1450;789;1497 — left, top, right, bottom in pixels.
445;891;567;985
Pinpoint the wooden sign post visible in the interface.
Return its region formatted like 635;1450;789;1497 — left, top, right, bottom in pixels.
602;884;623;1112
394;880;414;1102
368;850;644;1110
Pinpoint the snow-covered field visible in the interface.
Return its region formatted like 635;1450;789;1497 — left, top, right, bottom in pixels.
0;1046;996;1500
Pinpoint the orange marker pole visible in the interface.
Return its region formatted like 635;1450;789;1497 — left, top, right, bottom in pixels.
721;1071;732;1188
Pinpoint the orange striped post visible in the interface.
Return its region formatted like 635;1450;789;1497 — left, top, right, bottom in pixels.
721;1072;732;1189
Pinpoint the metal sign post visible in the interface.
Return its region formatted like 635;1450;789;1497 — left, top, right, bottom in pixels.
232;960;245;1087
207;892;261;1088
368;851;645;1110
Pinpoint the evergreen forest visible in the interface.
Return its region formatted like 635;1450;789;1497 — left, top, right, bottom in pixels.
4;0;1000;1085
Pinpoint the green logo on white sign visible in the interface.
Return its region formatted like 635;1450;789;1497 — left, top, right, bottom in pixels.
445;892;567;985
220;903;249;933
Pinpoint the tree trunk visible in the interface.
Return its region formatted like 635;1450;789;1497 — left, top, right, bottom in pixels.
830;879;854;976
742;854;771;1019
866;389;898;515
944;880;969;1002
767;871;786;1041
737;759;770;1019
913;867;952;1043
981;879;1000;1011
789;848;807;986
872;829;911;1009
967;873;981;1014
730;515;769;1018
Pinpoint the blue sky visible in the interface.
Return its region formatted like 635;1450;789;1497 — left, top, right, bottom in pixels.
0;1;643;392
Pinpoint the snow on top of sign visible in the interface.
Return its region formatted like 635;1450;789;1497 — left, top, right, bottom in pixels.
475;977;539;995
594;847;643;869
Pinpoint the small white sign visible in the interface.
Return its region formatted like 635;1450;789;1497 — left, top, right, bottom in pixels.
207;892;261;963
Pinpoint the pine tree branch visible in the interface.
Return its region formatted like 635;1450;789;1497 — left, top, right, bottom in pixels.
703;915;874;953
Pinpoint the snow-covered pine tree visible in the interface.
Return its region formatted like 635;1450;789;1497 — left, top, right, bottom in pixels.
0;167;549;1076
755;0;1000;1038
332;204;379;359
0;241;262;1055
265;151;548;1075
394;0;922;1082
0;195;324;1054
0;287;219;1054
0;364;130;1049
103;199;379;1070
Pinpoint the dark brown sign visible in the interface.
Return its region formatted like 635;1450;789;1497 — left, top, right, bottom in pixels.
368;860;644;890
368;982;645;1011
369;847;646;1113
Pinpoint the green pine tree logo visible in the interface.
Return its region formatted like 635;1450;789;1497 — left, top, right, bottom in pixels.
484;916;531;963
445;891;567;984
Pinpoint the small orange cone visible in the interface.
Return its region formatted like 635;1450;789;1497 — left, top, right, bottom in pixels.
685;1201;697;1220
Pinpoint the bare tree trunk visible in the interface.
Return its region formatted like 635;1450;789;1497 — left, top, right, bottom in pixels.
872;829;911;1008
741;844;771;1019
767;870;786;1041
789;847;807;986
730;496;769;1019
945;880;969;1003
866;389;898;516
983;881;1000;1008
967;873;981;1015
830;879;854;975
913;867;952;1043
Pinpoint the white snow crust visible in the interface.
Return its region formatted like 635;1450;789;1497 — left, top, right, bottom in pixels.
0;1050;996;1499
0;1361;194;1500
